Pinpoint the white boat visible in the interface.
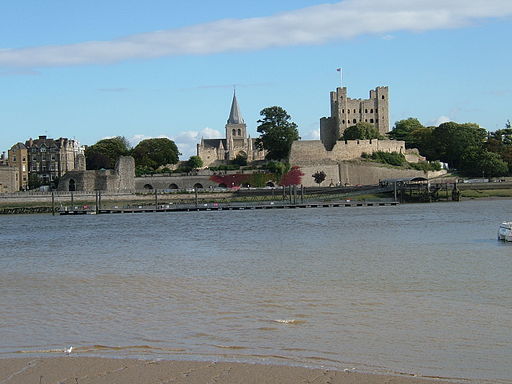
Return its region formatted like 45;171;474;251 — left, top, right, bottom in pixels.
497;222;512;241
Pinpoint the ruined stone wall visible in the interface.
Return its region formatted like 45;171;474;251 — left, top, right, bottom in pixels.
0;166;18;193
289;139;405;166
298;162;444;187
115;156;135;192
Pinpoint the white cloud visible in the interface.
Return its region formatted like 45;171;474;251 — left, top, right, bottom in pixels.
431;115;451;126
303;129;321;140
1;0;510;68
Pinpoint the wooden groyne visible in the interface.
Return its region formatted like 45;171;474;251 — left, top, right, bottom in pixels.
60;200;399;215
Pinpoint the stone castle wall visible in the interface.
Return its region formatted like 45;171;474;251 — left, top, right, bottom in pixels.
289;139;405;166
298;162;445;187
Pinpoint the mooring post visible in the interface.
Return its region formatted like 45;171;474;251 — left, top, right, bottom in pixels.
195;187;198;208
301;185;304;204
70;191;74;207
95;191;99;214
98;190;102;211
393;182;397;202
282;185;285;201
51;191;55;216
155;188;158;210
289;185;292;204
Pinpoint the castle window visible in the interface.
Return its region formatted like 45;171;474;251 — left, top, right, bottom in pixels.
370;119;374;123
353;109;356;113
347;109;350;114
353;119;356;124
342;109;344;113
370;109;374;113
232;129;236;136
382;95;385;99
238;129;241;136
365;119;368;122
342;120;345;124
365;109;368;113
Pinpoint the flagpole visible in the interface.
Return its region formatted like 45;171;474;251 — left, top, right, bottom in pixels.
337;68;343;87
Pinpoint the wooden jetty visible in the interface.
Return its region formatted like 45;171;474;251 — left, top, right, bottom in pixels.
60;200;399;215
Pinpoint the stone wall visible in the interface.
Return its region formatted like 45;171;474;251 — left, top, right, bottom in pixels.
289;139;405;166
298;162;445;187
0;166;18;193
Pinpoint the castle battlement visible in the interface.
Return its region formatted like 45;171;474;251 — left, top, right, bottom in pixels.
320;86;389;151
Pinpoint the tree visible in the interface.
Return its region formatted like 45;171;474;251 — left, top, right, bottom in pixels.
409;126;436;159
85;136;131;170
460;147;508;177
28;173;41;190
388;118;424;146
232;152;248;166
132;138;180;170
188;155;203;169
343;122;382;140
280;166;304;186
312;171;326;186
256;106;300;160
431;122;487;169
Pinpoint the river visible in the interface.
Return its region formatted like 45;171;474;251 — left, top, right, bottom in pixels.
0;199;511;381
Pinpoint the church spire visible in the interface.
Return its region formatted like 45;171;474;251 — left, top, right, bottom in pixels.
227;90;244;125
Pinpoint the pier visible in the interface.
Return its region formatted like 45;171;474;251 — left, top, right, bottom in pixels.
59;200;399;215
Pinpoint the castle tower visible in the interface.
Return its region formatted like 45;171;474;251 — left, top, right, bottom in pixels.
320;86;389;150
225;91;247;153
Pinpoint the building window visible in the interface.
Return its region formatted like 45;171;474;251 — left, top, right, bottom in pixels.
382;95;385;99
342;109;344;113
370;109;374;113
370;119;374;123
365;109;368;113
365;119;367;122
347;109;350;114
342;120;345;124
232;129;236;136
238;129;241;136
353;119;356;124
353;109;356;113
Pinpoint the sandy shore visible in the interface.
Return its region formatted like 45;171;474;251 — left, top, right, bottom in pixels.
0;357;475;384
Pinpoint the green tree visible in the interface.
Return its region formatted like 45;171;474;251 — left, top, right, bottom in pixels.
431;122;487;169
132;138;180;170
409;126;436;159
460;147;508;177
28;173;41;190
232;152;248;166
312;171;326;185
343;122;382;140
85;136;131;170
188;155;203;169
256;106;300;160
388;118;424;145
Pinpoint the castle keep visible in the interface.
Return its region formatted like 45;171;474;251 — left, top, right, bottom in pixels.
320;87;389;150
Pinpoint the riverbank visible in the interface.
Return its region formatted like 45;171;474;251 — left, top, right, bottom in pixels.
0;357;476;384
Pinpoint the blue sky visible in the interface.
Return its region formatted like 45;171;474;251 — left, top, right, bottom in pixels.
1;0;511;159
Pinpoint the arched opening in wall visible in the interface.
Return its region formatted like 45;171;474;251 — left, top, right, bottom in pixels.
370;109;374;113
382;95;385;99
193;183;203;189
237;129;241;135
365;109;368;113
353;119;356;124
370;119;374;123
144;184;153;190
169;183;179;190
353;109;356;113
68;179;76;192
342;120;345;124
232;129;236;136
365;119;368;122
218;183;227;188
266;182;275;188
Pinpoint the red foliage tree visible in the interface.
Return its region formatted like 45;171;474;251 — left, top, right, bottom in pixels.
210;174;249;188
279;166;304;186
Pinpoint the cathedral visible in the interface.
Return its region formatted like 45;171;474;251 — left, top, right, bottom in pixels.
196;92;266;168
